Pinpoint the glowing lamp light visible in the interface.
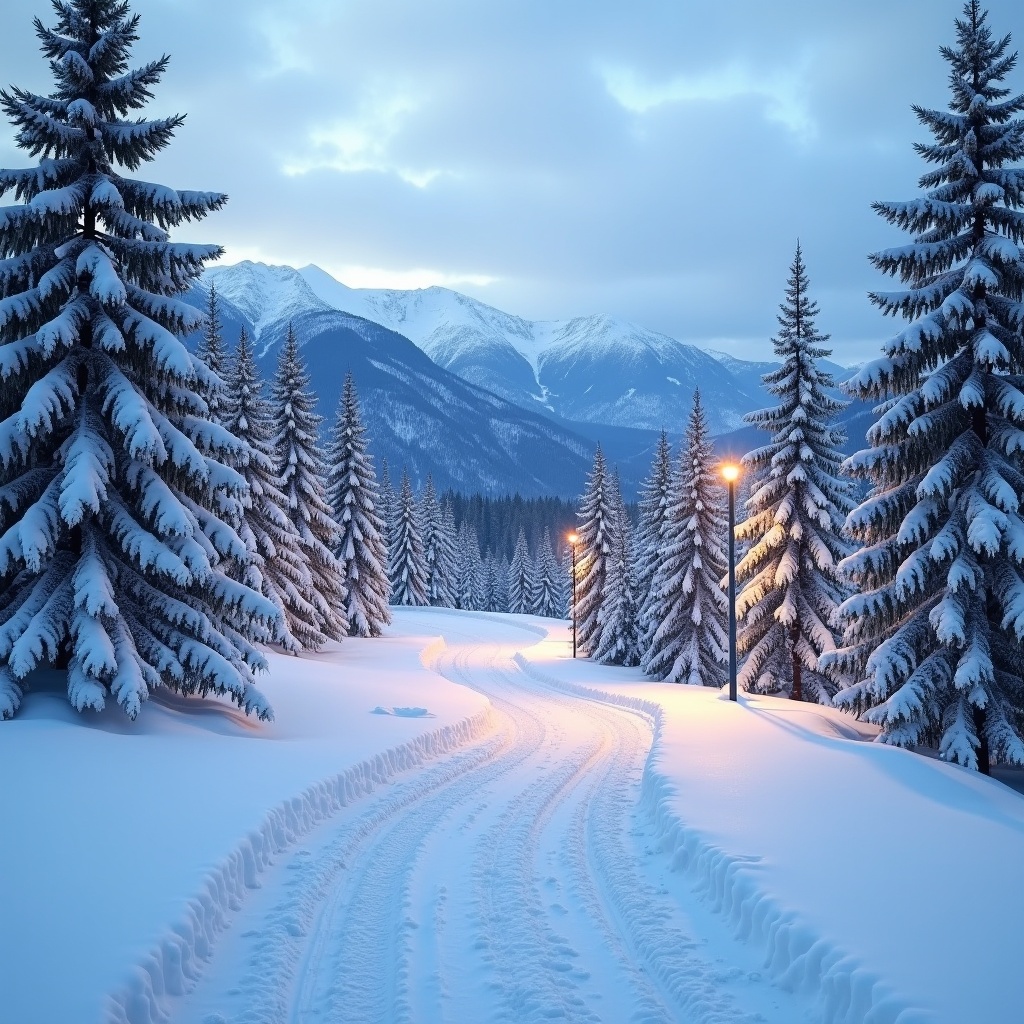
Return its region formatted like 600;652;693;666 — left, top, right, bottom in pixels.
721;463;741;483
567;533;580;657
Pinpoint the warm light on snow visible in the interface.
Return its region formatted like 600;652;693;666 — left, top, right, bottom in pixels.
4;610;1024;1024
720;462;741;482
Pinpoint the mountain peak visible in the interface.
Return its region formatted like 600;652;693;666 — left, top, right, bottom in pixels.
206;261;331;340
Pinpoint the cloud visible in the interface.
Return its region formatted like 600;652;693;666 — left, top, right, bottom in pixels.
599;60;816;140
0;0;1020;364
282;88;447;187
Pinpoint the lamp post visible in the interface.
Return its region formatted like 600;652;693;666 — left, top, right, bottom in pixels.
720;463;740;701
567;532;579;658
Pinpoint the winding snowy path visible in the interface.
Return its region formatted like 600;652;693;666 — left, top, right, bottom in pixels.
173;613;813;1024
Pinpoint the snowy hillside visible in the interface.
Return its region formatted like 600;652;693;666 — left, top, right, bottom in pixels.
298;264;765;433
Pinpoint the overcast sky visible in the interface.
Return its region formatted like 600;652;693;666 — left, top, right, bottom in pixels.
0;0;1020;364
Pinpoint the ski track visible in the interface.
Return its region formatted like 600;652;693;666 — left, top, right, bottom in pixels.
171;623;813;1024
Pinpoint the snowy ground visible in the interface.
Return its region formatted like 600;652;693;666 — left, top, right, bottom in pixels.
2;609;1023;1024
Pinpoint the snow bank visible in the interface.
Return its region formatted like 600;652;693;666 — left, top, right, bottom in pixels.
0;619;493;1024
517;620;1024;1024
106;694;491;1024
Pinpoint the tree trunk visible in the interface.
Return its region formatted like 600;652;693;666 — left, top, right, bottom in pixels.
974;706;991;776
790;625;802;702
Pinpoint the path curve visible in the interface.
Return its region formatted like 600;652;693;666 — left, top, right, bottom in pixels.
171;612;812;1024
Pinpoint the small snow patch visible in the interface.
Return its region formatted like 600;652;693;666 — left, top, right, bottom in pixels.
371;706;434;718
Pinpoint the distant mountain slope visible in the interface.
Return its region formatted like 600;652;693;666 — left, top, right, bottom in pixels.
198;262;864;498
299;265;764;434
192;266;599;497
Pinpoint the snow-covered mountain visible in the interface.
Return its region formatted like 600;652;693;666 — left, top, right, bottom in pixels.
196;262;866;496
298;265;760;434
195;264;602;497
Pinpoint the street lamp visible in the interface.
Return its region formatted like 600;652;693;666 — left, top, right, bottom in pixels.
720;462;741;701
567;532;579;658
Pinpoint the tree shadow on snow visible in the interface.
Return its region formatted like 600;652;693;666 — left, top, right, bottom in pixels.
14;668;264;737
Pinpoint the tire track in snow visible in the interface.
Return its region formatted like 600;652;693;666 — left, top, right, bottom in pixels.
169;617;812;1024
491;663;773;1024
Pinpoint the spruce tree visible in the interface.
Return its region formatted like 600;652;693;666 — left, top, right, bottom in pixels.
271;324;346;641
469;535;488;610
825;2;1024;771
223;329;321;652
636;431;674;641
483;552;504;613
454;521;473;609
594;473;641;666
0;0;279;720
531;528;563;618
325;374;390;637
507;528;534;614
575;446;614;655
379;458;396;598
421;476;455;607
495;555;510;612
454;522;484;610
390;469;427;607
197;285;228;427
440;497;459;607
641;393;729;685
735;246;853;702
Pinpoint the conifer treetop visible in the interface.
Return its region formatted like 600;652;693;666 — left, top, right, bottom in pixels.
326;373;391;637
737;247;851;702
827;2;1024;767
0;0;276;720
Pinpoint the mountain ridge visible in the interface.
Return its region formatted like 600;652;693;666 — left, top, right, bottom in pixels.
196;261;869;499
295;263;778;434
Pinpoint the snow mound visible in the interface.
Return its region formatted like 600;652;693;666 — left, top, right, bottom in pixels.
371;705;433;718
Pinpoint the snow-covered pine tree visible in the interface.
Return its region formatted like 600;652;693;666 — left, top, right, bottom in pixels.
440;497;459;607
469;534;488;611
735;246;853;702
575;446;614;655
483;552;503;612
223;328;322;652
271;323;346;641
495;555;510;612
641;392;729;685
379;458;396;597
326;373;390;637
453;521;472;609
0;0;280;720
454;522;485;610
635;431;673;639
531;527;563;618
197;284;228;427
824;2;1024;771
420;476;455;607
390;469;428;607
507;528;533;614
594;472;641;665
